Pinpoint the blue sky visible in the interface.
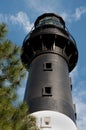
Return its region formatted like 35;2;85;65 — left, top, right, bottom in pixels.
0;0;86;130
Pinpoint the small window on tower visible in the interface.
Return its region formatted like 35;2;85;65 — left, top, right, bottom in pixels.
43;62;52;71
40;117;51;128
42;87;52;96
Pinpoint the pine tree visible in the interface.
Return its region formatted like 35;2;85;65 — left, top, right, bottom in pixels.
0;23;38;130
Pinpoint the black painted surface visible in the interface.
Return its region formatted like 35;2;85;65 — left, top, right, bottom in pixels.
24;53;76;122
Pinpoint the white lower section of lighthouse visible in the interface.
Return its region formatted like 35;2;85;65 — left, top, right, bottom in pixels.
31;111;77;130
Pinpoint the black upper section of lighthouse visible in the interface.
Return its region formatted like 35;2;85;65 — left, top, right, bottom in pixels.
21;13;78;123
21;13;78;72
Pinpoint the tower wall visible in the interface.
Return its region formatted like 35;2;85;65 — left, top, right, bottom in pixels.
24;52;75;122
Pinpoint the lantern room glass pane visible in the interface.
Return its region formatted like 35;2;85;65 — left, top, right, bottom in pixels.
36;16;64;29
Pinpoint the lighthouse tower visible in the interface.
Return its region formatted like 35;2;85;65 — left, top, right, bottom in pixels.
21;13;78;130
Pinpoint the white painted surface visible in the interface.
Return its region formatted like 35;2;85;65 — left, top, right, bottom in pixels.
31;111;77;130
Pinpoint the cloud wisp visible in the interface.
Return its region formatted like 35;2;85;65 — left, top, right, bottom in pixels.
70;66;86;130
61;6;86;22
0;12;33;33
10;12;33;32
75;6;86;20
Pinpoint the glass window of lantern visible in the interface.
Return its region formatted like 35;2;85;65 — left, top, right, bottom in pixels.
36;16;64;28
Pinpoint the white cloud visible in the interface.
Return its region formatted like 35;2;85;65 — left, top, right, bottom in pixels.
70;66;86;130
70;66;78;85
0;12;33;33
75;97;86;130
10;12;33;32
75;6;86;20
61;6;86;22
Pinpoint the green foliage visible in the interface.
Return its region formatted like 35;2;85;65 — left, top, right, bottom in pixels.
0;23;38;130
0;23;7;39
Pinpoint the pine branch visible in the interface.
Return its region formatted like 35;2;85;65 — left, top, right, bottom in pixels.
0;23;38;130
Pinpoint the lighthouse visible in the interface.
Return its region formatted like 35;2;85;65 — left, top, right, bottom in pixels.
21;13;78;130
